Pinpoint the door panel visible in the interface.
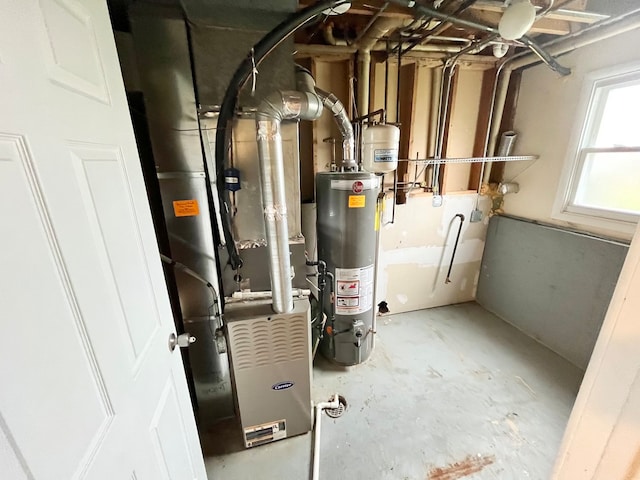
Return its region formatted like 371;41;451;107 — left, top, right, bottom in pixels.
0;1;207;479
71;145;161;359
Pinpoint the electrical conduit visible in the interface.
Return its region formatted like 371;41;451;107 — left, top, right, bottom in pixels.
484;7;640;182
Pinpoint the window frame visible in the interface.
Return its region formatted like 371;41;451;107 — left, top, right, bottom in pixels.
553;62;640;234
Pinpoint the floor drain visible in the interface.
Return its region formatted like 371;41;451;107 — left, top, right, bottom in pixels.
325;395;347;418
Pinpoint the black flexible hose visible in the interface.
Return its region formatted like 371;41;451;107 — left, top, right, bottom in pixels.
214;0;346;270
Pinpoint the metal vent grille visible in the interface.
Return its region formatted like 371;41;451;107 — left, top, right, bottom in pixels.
229;314;308;371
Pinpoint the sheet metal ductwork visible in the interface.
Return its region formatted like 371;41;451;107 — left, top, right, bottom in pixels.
129;0;301;425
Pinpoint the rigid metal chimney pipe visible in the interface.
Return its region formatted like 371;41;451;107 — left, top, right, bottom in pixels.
256;85;323;313
314;87;357;169
484;7;640;181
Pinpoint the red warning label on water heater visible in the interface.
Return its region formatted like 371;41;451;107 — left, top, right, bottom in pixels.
335;265;374;315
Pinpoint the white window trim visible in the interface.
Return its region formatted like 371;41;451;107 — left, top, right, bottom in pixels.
552;61;640;236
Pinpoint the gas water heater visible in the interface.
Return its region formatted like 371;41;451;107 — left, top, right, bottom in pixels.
317;172;381;365
317;123;399;366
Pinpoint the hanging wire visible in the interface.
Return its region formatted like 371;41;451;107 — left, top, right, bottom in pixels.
250;48;258;96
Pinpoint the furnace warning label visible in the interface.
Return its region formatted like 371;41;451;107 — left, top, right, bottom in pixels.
173;199;200;217
335;265;374;315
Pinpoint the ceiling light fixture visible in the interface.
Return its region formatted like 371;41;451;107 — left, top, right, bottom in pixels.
498;0;536;40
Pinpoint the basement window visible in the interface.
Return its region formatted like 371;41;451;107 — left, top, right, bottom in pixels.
558;65;640;228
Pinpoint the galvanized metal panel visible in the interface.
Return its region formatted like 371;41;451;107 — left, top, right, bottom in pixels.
129;4;205;173
476;215;629;369
218;242;308;294
184;0;296;106
158;173;234;420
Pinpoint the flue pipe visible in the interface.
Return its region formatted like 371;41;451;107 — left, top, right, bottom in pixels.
256;73;323;314
484;7;640;181
315;87;357;169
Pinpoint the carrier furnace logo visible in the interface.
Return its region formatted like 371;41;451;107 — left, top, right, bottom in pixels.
272;381;295;391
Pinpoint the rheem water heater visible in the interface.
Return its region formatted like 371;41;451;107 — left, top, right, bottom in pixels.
316;172;381;365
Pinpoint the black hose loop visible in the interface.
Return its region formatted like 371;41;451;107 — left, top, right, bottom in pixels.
214;0;346;269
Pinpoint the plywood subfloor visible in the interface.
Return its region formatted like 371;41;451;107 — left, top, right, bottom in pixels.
201;302;582;479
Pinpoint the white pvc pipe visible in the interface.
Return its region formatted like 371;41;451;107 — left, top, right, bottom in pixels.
312;394;340;480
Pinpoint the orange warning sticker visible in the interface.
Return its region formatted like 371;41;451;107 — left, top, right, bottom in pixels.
348;195;366;208
173;199;200;217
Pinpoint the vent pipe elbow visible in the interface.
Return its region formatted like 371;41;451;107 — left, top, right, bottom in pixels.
315;87;356;169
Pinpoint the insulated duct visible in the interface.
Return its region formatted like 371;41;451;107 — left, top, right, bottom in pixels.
256;84;323;314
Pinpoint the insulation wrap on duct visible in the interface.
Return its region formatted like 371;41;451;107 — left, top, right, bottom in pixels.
255;76;323;314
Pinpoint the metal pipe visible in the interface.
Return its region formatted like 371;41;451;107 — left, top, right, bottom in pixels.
396;39;401;123
519;35;571;76
312;394;340;480
430;33;501;192
384;40;390;115
397;0;479;55
445;214;465;284
256;89;323;314
497;131;518;157
429;66;443;158
389;0;497;34
485;7;640;183
315;87;356;169
390;0;569;75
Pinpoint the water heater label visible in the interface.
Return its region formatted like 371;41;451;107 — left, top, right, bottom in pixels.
374;148;398;163
348;195;366;208
335;265;374;315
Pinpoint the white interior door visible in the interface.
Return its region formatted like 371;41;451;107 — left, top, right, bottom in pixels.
552;221;640;479
0;1;207;479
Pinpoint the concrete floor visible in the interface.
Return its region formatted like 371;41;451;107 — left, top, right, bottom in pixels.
201;302;583;479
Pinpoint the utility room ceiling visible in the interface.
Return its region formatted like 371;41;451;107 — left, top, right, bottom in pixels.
294;0;622;59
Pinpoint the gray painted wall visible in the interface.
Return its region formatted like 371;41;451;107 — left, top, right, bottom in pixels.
476;215;629;370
